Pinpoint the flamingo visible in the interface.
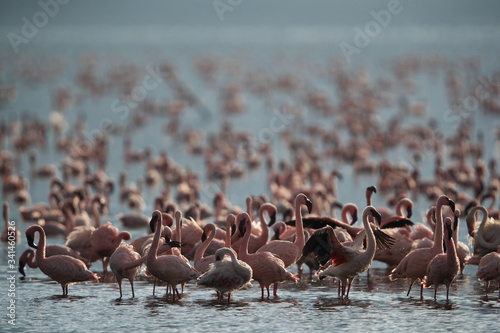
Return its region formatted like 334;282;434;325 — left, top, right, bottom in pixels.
476;245;500;297
90;222;132;278
232;201;273;254
197;247;253;303
257;194;312;268
146;210;200;303
422;217;460;301
109;241;178;298
1;202;20;243
18;245;91;277
389;195;455;298
194;223;224;274
25;225;99;296
118;212;150;229
452;208;470;274
237;212;298;298
303;206;382;299
466;205;500;258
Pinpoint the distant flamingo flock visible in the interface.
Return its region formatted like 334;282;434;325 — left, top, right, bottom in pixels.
1;54;500;303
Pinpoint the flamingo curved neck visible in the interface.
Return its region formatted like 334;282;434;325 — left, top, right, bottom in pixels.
433;198;446;252
294;197;305;250
361;210;376;256
147;214;162;264
476;206;497;248
195;225;215;261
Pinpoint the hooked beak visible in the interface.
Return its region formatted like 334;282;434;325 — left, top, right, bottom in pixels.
446;222;453;241
27;234;37;249
306;198;313;214
448;199;456;213
269;212;276;226
201;230;207;242
19;261;26;277
166;240;182;248
368;185;377;193
407;207;413;219
149;214;159;233
351;213;358;225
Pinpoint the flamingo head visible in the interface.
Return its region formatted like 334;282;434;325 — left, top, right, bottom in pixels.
350;212;358;225
149;211;161;233
447;198;456;213
305;198;313;214
165;238;181;248
367;185;377;194
406;206;413;219
26;233;37;249
269;211;276;226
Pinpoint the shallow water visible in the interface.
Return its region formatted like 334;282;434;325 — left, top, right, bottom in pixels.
1;1;500;332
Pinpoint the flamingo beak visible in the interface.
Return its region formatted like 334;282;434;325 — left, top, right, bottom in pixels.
269;212;276;226
306;199;313;214
166;240;182;248
149;214;159;233
201;230;207;242
230;224;236;236
368;185;377;193
19;260;26;277
238;218;247;236
407;207;413;219
448;199;456;213
27;235;37;249
351;213;358;225
371;209;382;225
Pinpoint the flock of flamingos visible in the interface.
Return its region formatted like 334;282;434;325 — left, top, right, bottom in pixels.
1;54;500;304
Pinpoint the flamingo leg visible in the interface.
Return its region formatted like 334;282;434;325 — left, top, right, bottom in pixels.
261;287;265;299
434;286;437;300
420;283;424;299
266;285;270;298
346;279;352;298
445;286;449;302
61;284;66;296
227;293;231;304
337;280;341;298
273;282;278;297
118;281;123;298
130;280;135;298
485;281;490;296
407;279;416;296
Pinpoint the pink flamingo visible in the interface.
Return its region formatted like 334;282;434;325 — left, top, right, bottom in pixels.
304;206;382;299
237;212;298;298
109;243;147;298
194;223;223;274
1;202;20;243
451;209;470;274
197;247;253;303
146;210;200;303
25;225;99;296
476;245;500;297
232;201;273;254
422;217;460;301
256;194;312;268
466;205;500;258
90;222;132;278
19;245;91;277
389;195;455;298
